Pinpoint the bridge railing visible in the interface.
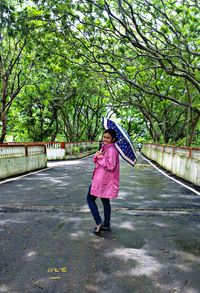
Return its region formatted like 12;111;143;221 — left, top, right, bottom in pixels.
0;141;97;179
45;141;97;160
0;143;47;180
0;141;97;160
45;141;95;149
142;144;200;186
0;144;46;158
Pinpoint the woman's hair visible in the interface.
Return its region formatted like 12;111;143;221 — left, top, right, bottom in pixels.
104;129;118;142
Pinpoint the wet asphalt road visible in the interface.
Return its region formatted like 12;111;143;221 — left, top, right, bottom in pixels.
0;154;200;293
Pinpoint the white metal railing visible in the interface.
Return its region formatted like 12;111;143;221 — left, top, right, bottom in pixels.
0;145;26;158
142;143;200;186
174;148;190;156
192;150;200;159
0;141;96;159
45;141;95;149
144;143;200;159
27;145;46;155
0;144;46;158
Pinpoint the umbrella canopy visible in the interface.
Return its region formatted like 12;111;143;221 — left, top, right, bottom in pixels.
102;117;137;166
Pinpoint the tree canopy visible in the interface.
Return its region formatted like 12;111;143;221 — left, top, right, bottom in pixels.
0;0;199;145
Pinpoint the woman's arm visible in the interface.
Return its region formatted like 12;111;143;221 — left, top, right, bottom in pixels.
96;148;118;171
93;150;103;163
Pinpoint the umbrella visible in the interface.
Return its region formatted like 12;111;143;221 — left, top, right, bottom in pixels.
102;117;137;166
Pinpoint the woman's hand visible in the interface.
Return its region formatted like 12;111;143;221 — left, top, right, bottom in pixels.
95;151;103;158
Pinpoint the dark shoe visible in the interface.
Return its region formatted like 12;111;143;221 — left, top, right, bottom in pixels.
101;225;111;232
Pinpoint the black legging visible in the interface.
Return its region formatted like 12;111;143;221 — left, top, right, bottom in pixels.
87;187;111;227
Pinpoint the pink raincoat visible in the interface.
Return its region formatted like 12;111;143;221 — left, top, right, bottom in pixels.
90;143;120;199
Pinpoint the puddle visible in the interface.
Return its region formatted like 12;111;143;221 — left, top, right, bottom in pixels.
175;239;200;256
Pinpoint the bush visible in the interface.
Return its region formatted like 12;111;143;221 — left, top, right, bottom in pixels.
72;146;80;155
86;142;99;151
65;147;72;155
79;145;85;152
64;143;98;157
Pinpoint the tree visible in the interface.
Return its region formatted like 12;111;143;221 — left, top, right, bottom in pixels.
0;1;46;142
50;0;200;144
2;0;199;145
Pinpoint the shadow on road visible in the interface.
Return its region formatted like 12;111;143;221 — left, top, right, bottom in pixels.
0;155;200;292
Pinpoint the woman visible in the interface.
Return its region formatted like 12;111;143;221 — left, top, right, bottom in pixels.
87;129;120;234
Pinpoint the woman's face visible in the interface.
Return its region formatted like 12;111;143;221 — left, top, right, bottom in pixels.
103;132;114;145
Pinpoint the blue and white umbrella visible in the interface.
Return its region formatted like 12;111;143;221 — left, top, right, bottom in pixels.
102;117;137;166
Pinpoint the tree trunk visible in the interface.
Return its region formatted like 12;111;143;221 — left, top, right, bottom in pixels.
188;114;200;146
0;112;6;143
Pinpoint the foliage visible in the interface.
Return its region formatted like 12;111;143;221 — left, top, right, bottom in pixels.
0;0;199;146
